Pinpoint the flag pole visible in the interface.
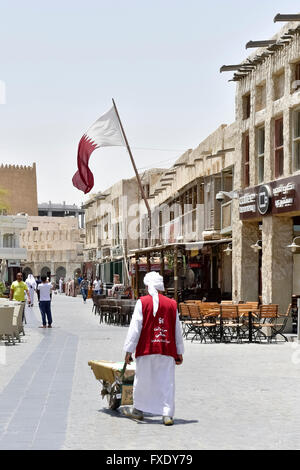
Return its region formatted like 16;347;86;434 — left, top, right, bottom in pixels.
112;98;152;236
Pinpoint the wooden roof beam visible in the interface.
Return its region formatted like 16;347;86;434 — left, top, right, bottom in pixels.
274;14;300;22
246;40;277;49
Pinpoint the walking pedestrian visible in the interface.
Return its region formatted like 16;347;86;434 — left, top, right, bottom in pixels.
10;272;31;304
37;276;54;328
79;276;89;303
123;272;184;426
69;278;75;297
25;273;37;307
93;276;102;295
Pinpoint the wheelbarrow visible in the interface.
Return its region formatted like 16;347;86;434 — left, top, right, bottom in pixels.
88;360;135;410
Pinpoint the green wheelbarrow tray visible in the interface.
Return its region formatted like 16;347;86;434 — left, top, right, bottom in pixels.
88;360;136;410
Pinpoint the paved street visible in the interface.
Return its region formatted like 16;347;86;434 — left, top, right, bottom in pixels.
1;294;300;450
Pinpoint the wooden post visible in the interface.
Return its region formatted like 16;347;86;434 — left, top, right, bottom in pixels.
112;99;151;240
160;249;164;276
135;257;139;299
147;253;151;273
174;245;178;303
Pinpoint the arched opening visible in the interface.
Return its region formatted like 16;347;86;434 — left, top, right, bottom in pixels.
56;266;66;284
41;266;51;279
74;268;82;288
22;266;33;281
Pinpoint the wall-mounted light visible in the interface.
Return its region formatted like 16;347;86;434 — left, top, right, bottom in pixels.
251;240;262;253
216;191;239;203
223;243;232;256
287;236;300;253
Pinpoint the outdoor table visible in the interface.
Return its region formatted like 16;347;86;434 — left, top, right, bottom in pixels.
240;309;260;343
98;298;136;325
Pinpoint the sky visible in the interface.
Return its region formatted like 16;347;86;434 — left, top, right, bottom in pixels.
0;0;299;207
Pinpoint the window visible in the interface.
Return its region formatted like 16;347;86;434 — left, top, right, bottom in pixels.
243;133;250;187
113;197;119;218
275;117;284;177
242;93;251;120
293;109;300;171
256;83;266;111
3;233;14;248
292;62;300;92
273;70;285;101
257;126;265;183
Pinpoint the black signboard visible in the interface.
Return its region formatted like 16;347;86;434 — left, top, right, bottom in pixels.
239;175;299;220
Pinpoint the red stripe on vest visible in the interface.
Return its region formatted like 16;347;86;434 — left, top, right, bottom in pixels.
135;294;178;360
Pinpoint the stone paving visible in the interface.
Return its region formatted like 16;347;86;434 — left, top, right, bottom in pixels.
1;294;300;450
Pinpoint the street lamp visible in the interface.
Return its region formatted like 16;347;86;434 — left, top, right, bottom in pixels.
216;191;239;202
287;236;300;253
223;243;232;256
251;240;262;253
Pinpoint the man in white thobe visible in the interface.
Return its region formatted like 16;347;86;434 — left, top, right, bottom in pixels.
25;274;37;307
123;272;184;426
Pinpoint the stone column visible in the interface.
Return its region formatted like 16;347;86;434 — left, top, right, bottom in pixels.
232;201;260;303
261;216;293;326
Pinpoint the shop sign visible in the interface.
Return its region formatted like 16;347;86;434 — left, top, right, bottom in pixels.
8;260;20;267
189;263;202;268
102;247;111;258
239;175;299;220
273;182;296;209
239;193;256;214
257;185;272;215
111;245;123;258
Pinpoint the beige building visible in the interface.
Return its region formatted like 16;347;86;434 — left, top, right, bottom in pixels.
20;216;84;284
83;170;165;285
0;215;27;283
132;124;236;300
230;20;300;321
0;163;38;216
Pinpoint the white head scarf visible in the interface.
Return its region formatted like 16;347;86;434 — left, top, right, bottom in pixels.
26;274;36;288
143;271;164;317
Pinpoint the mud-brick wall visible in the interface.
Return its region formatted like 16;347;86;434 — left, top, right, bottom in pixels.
0;163;38;215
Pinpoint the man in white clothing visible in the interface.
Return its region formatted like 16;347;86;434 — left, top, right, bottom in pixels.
93;276;102;295
123;272;184;426
25;274;36;307
59;277;64;294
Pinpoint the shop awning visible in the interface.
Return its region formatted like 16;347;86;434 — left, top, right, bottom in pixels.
130;238;232;255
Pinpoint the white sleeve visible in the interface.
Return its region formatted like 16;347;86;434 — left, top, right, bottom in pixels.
123;299;143;354
175;310;184;355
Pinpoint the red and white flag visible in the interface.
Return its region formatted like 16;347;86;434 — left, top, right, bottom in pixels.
72;106;125;193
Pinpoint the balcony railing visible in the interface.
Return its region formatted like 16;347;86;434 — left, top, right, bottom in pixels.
0;247;27;260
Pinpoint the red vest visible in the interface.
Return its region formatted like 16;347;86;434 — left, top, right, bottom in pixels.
135;294;178;360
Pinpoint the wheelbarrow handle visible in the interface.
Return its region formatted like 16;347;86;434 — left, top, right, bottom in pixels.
120;361;127;381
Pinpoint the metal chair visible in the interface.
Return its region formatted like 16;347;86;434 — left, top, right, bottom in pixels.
179;303;192;339
220;305;240;342
238;303;260;342
269;304;291;342
0;307;16;345
198;303;219;343
187;304;204;343
253;304;278;343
